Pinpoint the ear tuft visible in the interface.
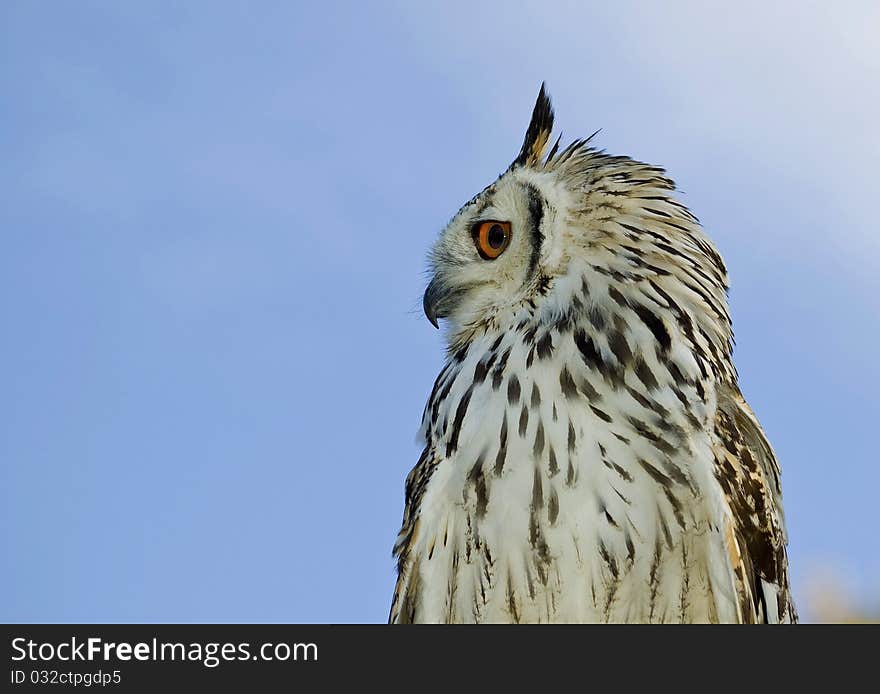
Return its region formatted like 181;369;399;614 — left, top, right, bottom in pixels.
512;83;555;168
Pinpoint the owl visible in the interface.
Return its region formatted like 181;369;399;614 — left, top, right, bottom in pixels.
390;85;795;623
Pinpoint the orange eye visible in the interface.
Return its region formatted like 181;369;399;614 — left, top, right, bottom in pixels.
473;221;511;259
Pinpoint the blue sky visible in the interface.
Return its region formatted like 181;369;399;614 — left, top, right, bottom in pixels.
2;2;878;622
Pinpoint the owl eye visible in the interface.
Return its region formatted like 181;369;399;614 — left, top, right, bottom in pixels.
473;221;512;260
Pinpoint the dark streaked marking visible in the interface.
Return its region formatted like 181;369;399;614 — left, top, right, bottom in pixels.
565;459;577;487
465;451;486;498
625;385;670;418
625;532;636;564
431;374;456;425
648;538;663;621
650;433;677;457
683;277;728;324
482;349;499;374
425;361;453;422
679;544;690;621
531;469;544;509
397;555;422;623
467;453;490;518
639;457;674;488
533;550;549;587
519;403;529;437
536;332;553;360
507;574;521;623
603;507;620;529
529;546;552;590
473;360;489;385
491;348;511;390
567;421;576;452
601;550;621;621
574;329;604;370
474;474;489;518
525;184;545;282
612;484;632;505
670;384;701;428
644;206;672;218
678;311;700;354
647;278;679;313
494;416;509;476
446;551;460;622
658;507;673;549
445;387;473;456
548;444;559;476
588;306;606;331
554;311;574;333
475;581;486;616
633;304;672;352
664;487;685;530
579;376;601;400
533;420;545;457
608;285;628;307
641;262;672;277
608;330;634;367
667;360;688;384
607;459;634;483
507;375;521;405
654;240;690;260
598;541;619;579
559;367;578;398
617;221;652;237
530;382;541;408
590;405;613;423
625;385;652;411
634;358;660;390
525;562;537;599
548;488;559;525
658;455;692;488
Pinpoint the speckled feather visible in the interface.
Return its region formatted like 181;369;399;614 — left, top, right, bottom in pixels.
390;85;795;623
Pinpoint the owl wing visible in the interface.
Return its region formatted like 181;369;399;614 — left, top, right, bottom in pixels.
713;384;797;623
388;445;434;624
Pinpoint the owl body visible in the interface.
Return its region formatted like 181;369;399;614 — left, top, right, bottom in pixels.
390;87;795;623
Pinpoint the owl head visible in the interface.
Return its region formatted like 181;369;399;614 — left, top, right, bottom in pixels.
423;84;731;361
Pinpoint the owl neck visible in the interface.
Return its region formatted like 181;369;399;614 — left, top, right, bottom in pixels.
439;257;734;396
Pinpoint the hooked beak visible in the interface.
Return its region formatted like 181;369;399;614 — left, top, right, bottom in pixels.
423;275;473;329
422;277;442;329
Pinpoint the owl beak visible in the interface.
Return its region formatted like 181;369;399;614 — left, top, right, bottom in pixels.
423;278;442;329
424;275;467;328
